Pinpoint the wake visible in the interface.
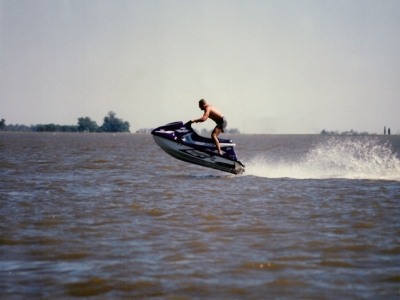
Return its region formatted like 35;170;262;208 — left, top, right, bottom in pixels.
246;137;400;181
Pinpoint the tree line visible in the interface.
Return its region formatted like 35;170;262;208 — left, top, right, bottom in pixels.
0;111;130;133
320;129;372;136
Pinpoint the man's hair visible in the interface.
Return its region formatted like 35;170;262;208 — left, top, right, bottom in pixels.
199;99;206;106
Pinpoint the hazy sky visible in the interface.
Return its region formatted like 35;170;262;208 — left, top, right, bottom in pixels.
1;0;399;133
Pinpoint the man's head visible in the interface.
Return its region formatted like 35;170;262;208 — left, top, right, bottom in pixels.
199;99;206;110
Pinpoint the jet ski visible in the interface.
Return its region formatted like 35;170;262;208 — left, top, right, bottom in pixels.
151;121;245;174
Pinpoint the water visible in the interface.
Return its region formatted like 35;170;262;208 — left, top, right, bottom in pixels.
1;132;399;299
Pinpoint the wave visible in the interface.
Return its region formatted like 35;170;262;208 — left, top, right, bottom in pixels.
246;137;400;181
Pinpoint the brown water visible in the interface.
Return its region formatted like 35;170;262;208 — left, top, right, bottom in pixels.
1;132;400;299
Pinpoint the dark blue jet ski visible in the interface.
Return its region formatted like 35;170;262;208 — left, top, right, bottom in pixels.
151;121;245;174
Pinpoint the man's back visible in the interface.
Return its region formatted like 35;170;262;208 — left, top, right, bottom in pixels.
204;104;223;123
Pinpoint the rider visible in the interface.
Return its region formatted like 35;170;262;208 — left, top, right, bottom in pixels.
190;99;227;155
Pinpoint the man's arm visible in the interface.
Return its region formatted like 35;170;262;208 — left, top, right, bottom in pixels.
191;107;210;123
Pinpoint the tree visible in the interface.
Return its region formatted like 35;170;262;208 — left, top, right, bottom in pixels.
0;119;6;130
36;124;57;132
6;124;32;131
78;117;99;132
59;125;78;132
99;111;130;132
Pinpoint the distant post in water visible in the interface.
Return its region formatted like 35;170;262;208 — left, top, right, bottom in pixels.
388;128;391;135
384;126;386;135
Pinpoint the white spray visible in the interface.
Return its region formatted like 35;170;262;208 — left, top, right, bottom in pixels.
246;137;400;181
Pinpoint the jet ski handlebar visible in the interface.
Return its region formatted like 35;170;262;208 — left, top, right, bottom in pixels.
184;121;193;129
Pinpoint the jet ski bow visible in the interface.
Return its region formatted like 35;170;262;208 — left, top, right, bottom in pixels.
151;121;245;174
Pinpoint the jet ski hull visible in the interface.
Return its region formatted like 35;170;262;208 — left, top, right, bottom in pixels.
151;122;245;175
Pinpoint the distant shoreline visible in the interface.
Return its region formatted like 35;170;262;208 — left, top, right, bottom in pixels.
1;131;398;136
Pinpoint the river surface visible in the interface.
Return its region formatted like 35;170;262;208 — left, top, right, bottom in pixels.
1;132;400;299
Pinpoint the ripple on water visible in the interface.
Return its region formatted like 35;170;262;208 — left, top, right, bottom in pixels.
1;133;400;299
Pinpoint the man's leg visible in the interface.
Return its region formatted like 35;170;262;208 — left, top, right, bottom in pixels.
211;127;222;155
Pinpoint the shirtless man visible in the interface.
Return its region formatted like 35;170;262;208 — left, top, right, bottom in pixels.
190;99;227;155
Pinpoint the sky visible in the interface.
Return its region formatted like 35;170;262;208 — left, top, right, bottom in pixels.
1;0;399;134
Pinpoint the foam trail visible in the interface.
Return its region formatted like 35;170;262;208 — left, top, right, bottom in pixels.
246;137;400;181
